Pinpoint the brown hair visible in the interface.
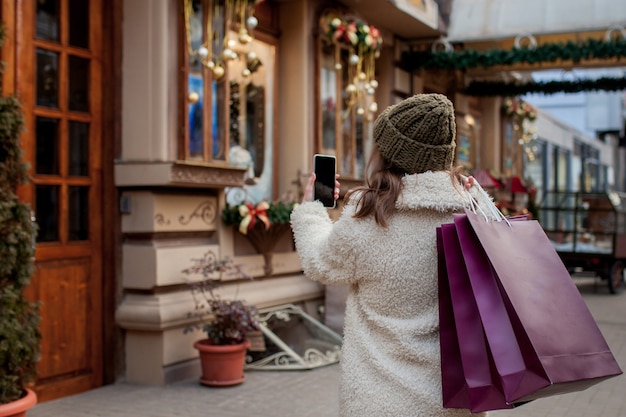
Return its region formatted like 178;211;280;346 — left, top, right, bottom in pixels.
345;148;467;227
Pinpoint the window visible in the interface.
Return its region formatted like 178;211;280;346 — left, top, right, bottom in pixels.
573;140;601;192
33;0;95;244
316;11;382;180
554;147;570;192
180;0;276;195
523;139;546;202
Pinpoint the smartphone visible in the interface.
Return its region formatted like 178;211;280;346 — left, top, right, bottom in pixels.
314;154;337;208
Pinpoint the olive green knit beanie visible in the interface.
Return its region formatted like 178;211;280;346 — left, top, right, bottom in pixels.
373;93;456;174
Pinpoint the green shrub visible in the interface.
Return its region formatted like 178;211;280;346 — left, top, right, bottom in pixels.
0;23;41;404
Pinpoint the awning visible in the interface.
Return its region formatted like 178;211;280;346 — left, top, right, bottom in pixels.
447;0;626;42
472;169;501;188
337;0;443;39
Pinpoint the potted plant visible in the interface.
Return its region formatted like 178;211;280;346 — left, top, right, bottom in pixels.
222;198;298;276
183;251;260;387
0;23;41;416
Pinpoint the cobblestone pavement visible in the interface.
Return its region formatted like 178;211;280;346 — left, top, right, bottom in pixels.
29;365;341;417
29;278;626;417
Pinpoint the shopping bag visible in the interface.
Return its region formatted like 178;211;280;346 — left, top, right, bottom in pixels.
460;208;622;402
436;228;469;409
438;205;622;411
452;213;550;405
437;224;510;412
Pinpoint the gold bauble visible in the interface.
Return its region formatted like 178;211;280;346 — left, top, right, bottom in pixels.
213;65;225;79
188;91;200;103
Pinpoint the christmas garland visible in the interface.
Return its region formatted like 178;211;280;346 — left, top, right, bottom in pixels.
401;38;626;71
222;200;297;235
464;76;626;96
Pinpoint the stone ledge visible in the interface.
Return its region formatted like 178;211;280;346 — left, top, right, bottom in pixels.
115;274;324;331
115;161;247;188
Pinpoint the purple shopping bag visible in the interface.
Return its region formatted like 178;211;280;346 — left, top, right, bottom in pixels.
436;228;469;409
453;213;550;403
461;209;622;403
438;224;510;412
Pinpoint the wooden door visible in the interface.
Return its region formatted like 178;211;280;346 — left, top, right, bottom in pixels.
17;0;104;401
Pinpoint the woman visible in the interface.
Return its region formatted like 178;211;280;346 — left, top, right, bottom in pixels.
290;94;488;417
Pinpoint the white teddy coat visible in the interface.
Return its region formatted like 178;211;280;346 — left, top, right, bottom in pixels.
290;171;488;417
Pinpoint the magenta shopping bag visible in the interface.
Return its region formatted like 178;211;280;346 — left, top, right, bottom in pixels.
436;228;469;409
461;209;622;402
452;213;550;404
437;224;510;412
438;209;622;411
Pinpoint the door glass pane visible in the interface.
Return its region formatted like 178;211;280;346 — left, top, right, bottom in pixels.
211;5;226;161
68;186;89;241
245;83;265;178
356;116;364;178
36;185;59;242
69;122;89;176
69;55;90;112
36;0;59;42
36;117;60;175
189;73;204;159
36;49;59;108
187;0;204;159
320;43;337;153
556;149;568;192
69;0;89;48
212;81;226;160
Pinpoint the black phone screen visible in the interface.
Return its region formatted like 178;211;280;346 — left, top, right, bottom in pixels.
314;154;336;208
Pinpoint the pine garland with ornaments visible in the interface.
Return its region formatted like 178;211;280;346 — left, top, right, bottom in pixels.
319;11;383;119
401;37;626;71
465;76;626;97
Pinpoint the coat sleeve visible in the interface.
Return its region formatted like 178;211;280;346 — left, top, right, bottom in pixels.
290;201;358;285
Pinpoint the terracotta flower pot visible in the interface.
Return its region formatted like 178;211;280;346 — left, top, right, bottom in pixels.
194;339;251;387
0;389;37;417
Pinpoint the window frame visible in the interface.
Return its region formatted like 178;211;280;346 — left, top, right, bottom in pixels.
177;0;280;198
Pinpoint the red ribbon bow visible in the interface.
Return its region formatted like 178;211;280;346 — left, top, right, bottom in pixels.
238;201;270;235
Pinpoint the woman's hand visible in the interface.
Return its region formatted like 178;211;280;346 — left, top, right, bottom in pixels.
460;175;475;191
302;173;341;204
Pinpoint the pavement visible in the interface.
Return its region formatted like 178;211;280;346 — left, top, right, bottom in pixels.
29;277;626;417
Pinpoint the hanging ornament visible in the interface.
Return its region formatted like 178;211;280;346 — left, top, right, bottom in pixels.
188;91;200;103
320;12;384;120
247;15;258;29
198;46;209;58
183;0;266;90
222;48;236;60
213;65;225;79
238;29;252;44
